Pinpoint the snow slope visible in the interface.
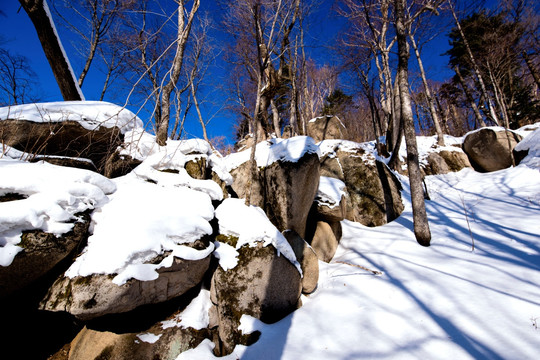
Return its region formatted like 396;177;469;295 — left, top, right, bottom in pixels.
179;130;540;359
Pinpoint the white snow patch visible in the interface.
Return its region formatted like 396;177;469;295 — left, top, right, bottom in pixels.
136;333;162;344
515;125;540;169
64;174;215;284
214;198;302;274
316;176;346;208
161;289;212;330
0;159;115;266
224;136;320;171
120;128;233;187
0;101;143;134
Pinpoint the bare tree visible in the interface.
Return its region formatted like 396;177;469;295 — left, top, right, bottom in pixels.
51;0;129;88
447;0;499;125
156;0;200;145
0;48;41;106
18;0;84;100
395;0;432;246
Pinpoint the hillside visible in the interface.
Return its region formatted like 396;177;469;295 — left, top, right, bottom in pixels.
1;102;539;359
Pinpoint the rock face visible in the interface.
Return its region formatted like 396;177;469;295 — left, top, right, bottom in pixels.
0;120;123;173
40;243;212;321
283;230;319;294
210;241;302;355
62;323;210;360
320;150;403;227
0;213;91;298
308;115;348;142
463;128;522;172
308;221;339;263
230;153;320;238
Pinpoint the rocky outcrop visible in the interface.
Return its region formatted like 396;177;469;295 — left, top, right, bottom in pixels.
320;149;403;227
40;240;212;321
0;120;123;173
308;115;348;142
0;212;91;298
463;128;522;172
283;230;319;294
210;241;302;355
230;152;320;238
60;323;211;360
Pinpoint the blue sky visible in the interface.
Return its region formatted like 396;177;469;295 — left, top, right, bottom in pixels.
0;0;493;144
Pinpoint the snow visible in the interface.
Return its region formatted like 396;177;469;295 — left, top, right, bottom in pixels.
316;176;346;208
2;100;540;359
161;289;212;331
178;132;540;359
0;101;143;134
225;136;321;171
136;333;162;344
214;198;302;274
121;128;233;187
64;173;215;285
0;159;115;266
515;125;540;169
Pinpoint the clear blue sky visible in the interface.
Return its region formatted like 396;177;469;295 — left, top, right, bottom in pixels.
0;0;497;143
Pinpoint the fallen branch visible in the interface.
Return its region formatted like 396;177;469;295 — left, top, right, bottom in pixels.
334;261;384;276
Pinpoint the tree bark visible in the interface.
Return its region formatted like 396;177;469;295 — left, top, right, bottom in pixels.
522;51;540;89
454;66;486;128
410;34;444;145
395;0;431;246
19;0;84;101
448;0;499;125
156;0;200;146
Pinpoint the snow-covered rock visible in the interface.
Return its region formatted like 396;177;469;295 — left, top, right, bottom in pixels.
0;101;142;134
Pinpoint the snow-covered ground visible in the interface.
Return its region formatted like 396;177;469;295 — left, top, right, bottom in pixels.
179;133;540;359
1;100;539;359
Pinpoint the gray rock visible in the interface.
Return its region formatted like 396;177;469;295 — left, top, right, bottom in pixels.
307;115;348;142
0;120;123;174
230;152;320;238
463;128;522;172
62;321;211;360
0;213;90;298
40;244;211;321
283;230;319;294
320;150;403;227
210;241;302;355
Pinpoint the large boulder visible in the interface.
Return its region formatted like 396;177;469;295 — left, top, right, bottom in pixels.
463;128;522;172
230;152;320;238
0;119;123;173
283;230;319;294
307;221;339;263
0;213;91;299
210;241;302;355
59;322;211;360
320;146;403;227
307;115;348;142
40;241;212;321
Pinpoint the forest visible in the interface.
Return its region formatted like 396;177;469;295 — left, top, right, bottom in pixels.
2;0;538;149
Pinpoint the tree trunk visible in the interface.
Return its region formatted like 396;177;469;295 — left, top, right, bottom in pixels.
522;51;540;89
270;98;281;137
19;0;84;101
156;0;200;146
448;0;499;125
410;34;444;146
454;66;486;128
395;0;431;247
